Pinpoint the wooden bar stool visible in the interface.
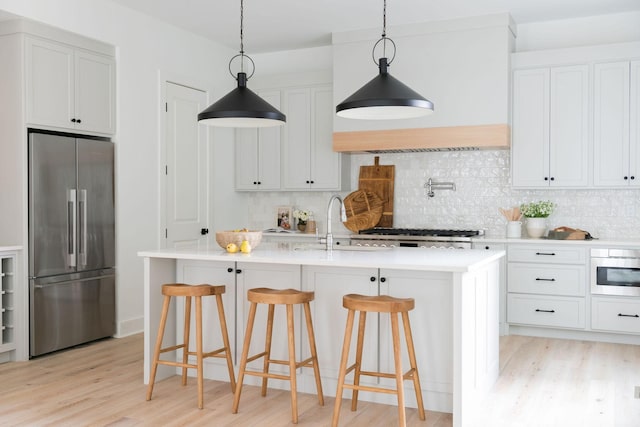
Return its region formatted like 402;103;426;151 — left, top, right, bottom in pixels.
232;287;324;424
146;284;236;409
332;294;426;427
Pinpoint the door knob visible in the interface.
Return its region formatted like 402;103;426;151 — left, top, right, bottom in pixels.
201;228;209;235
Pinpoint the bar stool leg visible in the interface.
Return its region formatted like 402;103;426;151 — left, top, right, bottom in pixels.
216;293;236;393
146;294;171;401
391;312;406;427
402;311;426;420
332;308;356;427
232;301;258;414
181;296;192;386
261;303;275;397
286;303;299;423
351;310;367;411
303;301;324;406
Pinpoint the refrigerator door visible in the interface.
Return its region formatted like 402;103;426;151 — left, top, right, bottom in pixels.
29;133;77;277
77;139;115;271
29;268;116;357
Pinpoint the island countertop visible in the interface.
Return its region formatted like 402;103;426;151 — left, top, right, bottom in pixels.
138;243;505;273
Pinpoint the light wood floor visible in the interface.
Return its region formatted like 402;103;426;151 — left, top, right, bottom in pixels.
0;334;638;426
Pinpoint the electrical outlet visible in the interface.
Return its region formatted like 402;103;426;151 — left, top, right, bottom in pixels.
635;386;640;399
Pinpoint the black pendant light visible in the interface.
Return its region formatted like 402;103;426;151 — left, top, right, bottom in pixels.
198;0;285;127
336;0;434;120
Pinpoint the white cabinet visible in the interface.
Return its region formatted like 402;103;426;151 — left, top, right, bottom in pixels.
593;61;640;187
175;259;237;380
0;254;16;358
26;36;115;134
235;91;282;190
512;65;589;188
283;85;347;190
507;245;587;330
592;296;640;334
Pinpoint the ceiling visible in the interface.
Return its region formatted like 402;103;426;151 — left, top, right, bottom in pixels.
108;0;640;53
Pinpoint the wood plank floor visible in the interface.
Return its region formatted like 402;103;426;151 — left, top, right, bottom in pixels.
0;333;639;426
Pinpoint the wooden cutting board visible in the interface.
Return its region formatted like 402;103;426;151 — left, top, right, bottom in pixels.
358;156;395;228
342;190;384;232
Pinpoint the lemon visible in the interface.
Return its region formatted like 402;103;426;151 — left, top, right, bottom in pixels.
240;240;252;253
226;243;238;253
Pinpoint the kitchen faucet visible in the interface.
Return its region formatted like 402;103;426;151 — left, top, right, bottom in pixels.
324;195;347;251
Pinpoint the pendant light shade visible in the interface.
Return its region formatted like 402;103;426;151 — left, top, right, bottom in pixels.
198;72;285;127
336;0;433;120
198;0;285;127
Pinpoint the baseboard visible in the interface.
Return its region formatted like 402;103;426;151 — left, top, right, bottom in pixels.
116;316;143;338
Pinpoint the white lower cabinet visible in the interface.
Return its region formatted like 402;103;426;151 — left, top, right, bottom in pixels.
507;245;587;330
1;252;17;361
592;296;640;334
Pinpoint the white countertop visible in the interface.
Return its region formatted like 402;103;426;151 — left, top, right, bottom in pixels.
479;236;640;247
138;243;505;273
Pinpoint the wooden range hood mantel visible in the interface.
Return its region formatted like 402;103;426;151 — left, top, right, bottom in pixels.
333;123;510;153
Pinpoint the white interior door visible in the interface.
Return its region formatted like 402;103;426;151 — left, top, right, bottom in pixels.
165;82;209;248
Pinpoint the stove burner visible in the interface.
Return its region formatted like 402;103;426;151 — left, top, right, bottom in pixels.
358;228;482;238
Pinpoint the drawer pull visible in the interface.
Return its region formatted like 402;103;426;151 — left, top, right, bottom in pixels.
535;252;556;256
535;309;555;313
618;313;640;318
535;278;556;282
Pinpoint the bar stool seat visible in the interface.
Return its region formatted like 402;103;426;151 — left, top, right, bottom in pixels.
332;293;426;427
146;283;235;409
232;287;324;424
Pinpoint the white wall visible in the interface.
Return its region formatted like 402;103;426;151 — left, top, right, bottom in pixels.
0;0;239;337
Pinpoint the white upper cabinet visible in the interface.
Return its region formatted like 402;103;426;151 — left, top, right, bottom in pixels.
283;85;346;190
593;61;639;187
235;91;281;191
512;65;589;188
26;36;115;135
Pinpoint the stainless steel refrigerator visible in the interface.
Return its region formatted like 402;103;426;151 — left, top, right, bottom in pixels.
28;130;116;357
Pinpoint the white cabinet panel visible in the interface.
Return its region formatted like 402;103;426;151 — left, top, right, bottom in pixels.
282;88;311;189
507;263;586;296
74;50;116;134
507;294;585;329
507;245;587;264
592;297;640;334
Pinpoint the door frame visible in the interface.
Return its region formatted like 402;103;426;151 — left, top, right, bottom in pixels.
157;71;212;249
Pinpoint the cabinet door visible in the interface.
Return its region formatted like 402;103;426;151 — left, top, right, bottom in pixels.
256;91;282;190
74;50;116;134
631;61;640;187
236;263;301;378
512;69;550;188
549;65;589;187
175;260;237;378
26;37;74;129
593;62;631;186
380;269;453;403
282;88;311;189
309;86;341;190
301;266;379;389
235;128;260;190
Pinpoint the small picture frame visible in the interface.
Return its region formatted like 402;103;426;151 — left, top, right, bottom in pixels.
276;206;293;230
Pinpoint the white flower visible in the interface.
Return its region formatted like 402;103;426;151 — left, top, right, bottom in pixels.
293;209;312;222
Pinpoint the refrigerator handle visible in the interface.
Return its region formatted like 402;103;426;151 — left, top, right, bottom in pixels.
68;189;76;268
78;189;87;267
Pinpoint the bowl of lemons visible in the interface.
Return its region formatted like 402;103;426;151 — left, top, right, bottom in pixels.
216;229;262;253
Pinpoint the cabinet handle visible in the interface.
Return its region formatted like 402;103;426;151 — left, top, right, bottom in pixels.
624;176;628;180
550;177;554;181
253;181;257;185
306;180;310;184
535;278;556;282
535;252;556;256
227;267;234;273
71;118;77;123
77;119;82;123
370;276;376;282
631;176;636;180
310;180;315;184
380;277;386;283
236;269;242;274
544;177;548;181
257;181;261;185
535;309;555;313
485;246;490;250
618;313;639;318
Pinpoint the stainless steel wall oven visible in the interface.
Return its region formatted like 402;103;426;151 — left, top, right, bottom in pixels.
591;248;640;297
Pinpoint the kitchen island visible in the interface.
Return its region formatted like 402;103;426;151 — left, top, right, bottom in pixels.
139;244;504;427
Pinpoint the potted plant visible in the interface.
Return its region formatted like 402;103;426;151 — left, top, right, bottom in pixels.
293;209;312;232
520;200;554;238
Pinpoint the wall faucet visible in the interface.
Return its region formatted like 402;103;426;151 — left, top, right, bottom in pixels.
425;177;456;198
325;195;347;251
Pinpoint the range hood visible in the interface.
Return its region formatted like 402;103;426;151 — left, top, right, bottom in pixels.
333;124;510;153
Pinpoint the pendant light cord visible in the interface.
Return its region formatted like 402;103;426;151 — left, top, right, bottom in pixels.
372;0;395;66
239;0;244;72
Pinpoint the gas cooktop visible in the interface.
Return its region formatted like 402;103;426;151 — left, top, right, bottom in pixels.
358;228;484;238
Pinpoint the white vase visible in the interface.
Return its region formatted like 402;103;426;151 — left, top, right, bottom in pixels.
526;217;547;238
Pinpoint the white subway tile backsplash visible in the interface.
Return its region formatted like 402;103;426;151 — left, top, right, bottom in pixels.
247;151;640;240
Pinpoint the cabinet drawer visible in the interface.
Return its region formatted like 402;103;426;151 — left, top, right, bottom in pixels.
592;297;640;334
507;263;586;296
508;245;586;264
507;294;585;329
